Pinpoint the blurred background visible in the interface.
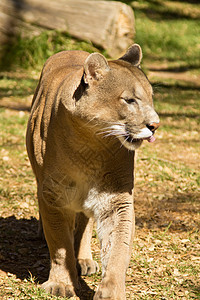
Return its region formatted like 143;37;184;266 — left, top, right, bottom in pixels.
0;1;200;299
0;0;199;70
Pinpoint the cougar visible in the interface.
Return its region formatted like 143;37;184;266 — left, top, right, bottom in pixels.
26;44;160;299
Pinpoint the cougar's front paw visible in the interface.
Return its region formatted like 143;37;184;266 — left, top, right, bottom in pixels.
42;280;76;297
94;278;126;300
77;258;99;276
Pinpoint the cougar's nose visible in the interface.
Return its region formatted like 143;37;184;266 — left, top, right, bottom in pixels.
147;122;160;132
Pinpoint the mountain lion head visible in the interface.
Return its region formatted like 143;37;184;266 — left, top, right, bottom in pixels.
68;44;160;151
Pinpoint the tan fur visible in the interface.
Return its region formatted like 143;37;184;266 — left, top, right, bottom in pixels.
26;44;159;299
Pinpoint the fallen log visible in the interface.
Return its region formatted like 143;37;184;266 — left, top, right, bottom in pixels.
0;0;135;57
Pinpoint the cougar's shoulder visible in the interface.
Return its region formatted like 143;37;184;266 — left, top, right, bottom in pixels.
31;50;90;108
27;51;90;169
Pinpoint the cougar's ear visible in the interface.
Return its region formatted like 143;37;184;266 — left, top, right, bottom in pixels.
119;44;142;67
84;53;110;84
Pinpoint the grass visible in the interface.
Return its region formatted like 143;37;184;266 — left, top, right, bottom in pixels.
0;0;200;299
0;31;100;71
0;76;36;98
135;14;200;65
131;0;200;69
0;273;66;300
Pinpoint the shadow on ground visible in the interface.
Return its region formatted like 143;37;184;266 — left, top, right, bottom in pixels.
0;216;48;282
0;216;94;299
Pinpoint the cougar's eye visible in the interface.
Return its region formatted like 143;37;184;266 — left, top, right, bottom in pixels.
124;98;136;104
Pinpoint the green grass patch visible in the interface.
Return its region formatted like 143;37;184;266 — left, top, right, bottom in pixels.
134;11;200;66
0;31;100;71
0;273;66;300
0;75;37;98
131;0;200;67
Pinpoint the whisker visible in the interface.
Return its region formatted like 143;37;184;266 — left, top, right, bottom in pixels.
84;117;100;128
120;135;129;148
97;123;124;131
104;132;126;138
97;129;124;136
95;122;127;144
99;131;126;138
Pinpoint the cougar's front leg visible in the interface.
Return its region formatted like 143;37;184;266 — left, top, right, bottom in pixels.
94;193;135;300
74;213;99;275
38;196;78;297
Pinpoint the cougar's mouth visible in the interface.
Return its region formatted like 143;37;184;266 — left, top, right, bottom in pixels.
105;124;156;151
126;135;141;143
120;134;143;151
125;133;156;144
122;132;156;151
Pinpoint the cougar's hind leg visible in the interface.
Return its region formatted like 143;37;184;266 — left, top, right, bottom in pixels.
74;212;99;276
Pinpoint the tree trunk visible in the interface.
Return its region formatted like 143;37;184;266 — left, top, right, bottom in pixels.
0;0;135;57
